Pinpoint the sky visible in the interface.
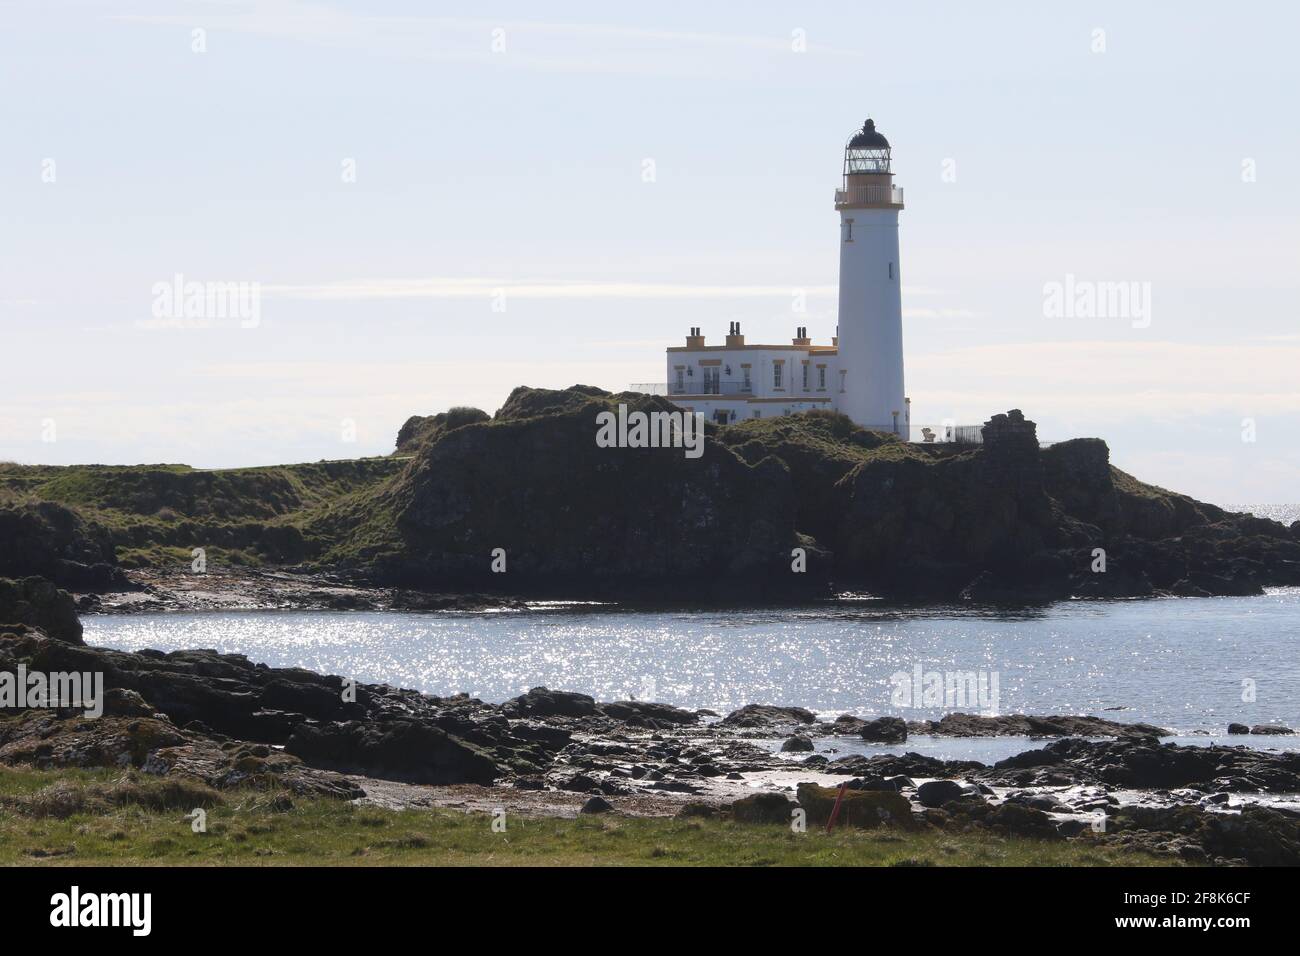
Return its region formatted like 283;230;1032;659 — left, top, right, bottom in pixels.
1;0;1297;506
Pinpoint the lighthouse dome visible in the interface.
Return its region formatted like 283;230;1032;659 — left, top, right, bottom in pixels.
848;119;890;150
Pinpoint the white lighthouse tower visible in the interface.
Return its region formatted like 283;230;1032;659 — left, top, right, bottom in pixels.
835;118;906;434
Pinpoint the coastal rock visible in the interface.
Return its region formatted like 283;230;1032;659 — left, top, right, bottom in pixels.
911;712;1170;739
285;719;504;785
1106;804;1300;866
859;716;907;743
0;709;360;798
795;783;915;829
1250;724;1294;735
987;803;1061;840
719;704;817;728
985;737;1300;792
916;779;968;808
1227;723;1250;734
780;735;815;752
378;387;804;598
502;687;598;719
0;579;84;644
0;503;128;593
729;792;795;824
580;795;613;814
395;407;490;453
598;700;699;727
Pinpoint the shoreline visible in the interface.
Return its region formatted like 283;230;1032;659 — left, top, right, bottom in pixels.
6;623;1300;865
77;566;1300;618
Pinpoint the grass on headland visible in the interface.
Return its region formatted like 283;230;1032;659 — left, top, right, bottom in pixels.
0;766;1181;867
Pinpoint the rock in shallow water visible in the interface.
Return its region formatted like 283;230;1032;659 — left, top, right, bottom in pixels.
860;716;907;743
720;704;817;728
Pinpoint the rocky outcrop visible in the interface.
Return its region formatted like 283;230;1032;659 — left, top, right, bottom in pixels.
719;704;817;728
373;387;805;599
503;687;598;719
916;779;969;808
909;713;1170;739
729;791;793;824
860;716;907;743
0;503;128;592
984;737;1300;792
795;783;915;828
1105;805;1300;866
10;387;1299;603
285;720;505;785
0;708;362;798
0;578;84;644
596;700;699;728
395;406;490;453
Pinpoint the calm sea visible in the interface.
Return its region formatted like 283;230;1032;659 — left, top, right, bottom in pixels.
84;589;1300;739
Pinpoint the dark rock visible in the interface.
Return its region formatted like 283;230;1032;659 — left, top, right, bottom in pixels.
1227;723;1250;735
729;792;794;824
719;704;817;728
986;737;1300;793
780;735;815;753
0;578;84;644
395;407;490;453
101;688;154;718
285;719;503;785
1056;818;1092;838
796;783;916;829
502;686;597;719
912;712;1169;739
1250;724;1294;735
987;802;1061;839
380;387;806;598
598;700;698;726
555;773;599;793
916;779;967;808
860;716;907;743
0;503;128;593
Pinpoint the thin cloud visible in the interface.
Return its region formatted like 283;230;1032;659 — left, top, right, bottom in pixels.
262;278;840;300
110;2;863;75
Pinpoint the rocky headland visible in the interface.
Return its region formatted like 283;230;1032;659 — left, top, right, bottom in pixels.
2;385;1298;605
4;388;1300;865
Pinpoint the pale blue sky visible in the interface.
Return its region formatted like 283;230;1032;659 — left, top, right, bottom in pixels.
2;0;1297;505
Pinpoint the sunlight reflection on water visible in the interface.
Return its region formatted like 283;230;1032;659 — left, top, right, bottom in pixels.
83;592;1300;735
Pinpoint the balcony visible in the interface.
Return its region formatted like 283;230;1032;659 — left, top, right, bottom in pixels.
630;380;755;397
834;184;904;208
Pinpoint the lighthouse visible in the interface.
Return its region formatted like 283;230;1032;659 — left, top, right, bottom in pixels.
651;116;909;435
834;118;906;434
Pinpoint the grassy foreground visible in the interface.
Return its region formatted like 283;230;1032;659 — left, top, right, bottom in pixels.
0;767;1179;867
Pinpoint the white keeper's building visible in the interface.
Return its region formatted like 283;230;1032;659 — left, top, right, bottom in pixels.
656;118;909;434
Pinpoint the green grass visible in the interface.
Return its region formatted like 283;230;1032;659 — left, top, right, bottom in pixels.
0;766;1180;867
0;458;409;571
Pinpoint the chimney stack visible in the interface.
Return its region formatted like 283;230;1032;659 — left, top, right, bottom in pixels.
725;322;745;348
793;325;811;346
686;326;705;348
